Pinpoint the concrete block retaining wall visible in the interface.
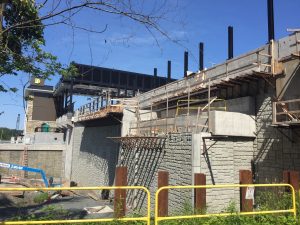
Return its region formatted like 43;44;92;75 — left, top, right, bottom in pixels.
119;132;254;214
198;136;254;213
119;132;193;214
69;124;121;187
0;145;63;178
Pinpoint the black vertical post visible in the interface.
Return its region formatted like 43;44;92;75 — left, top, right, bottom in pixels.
117;71;121;97
125;73;128;97
60;95;64;116
228;26;234;60
167;61;171;83
133;74;137;96
64;90;68;114
96;97;99;110
267;0;275;42
153;68;158;88
184;51;188;77
199;42;204;71
69;78;74;112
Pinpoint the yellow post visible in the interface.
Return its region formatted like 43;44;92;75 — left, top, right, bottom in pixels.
0;186;151;225
154;183;297;225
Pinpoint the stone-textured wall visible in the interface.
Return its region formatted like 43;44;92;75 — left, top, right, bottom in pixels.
119;132;193;214
199;137;254;213
70;124;121;186
25;120;57;134
25;96;56;134
254;91;300;183
0;149;62;178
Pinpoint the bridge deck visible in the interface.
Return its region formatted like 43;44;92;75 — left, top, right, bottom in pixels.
75;105;123;123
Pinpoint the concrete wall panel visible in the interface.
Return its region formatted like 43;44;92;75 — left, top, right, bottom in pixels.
70;125;121;187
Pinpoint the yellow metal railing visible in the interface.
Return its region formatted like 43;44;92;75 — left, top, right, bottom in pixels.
154;183;296;225
0;186;151;225
175;99;227;116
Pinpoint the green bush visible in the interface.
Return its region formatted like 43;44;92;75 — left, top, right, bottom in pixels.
33;192;49;204
9;189;300;225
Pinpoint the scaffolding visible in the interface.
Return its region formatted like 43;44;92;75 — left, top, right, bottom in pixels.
273;99;300;126
71;32;300;136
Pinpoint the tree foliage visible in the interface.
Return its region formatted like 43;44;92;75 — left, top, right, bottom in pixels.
0;127;21;140
0;0;180;92
0;0;77;92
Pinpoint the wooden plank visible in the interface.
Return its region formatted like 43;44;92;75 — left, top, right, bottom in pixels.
283;171;299;192
277;102;297;120
228;79;244;85
239;170;253;212
283;171;290;184
289;171;299;192
252;71;273;77
114;166;127;218
277;99;300;104
220;80;235;87
194;173;206;212
158;171;169;217
276;110;300;115
235;77;254;83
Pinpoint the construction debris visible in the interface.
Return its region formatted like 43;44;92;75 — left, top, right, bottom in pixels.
84;205;114;214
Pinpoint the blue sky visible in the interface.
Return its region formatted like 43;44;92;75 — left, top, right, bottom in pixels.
0;0;300;129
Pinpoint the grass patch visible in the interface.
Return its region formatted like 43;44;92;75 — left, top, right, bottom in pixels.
33;192;49;204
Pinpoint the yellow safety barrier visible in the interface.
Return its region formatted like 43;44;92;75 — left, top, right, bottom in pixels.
154;183;296;225
175;99;227;116
0;186;151;225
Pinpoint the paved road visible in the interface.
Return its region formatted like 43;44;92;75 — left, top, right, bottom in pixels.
1;195;114;221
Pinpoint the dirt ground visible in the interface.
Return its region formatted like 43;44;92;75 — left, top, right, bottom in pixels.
0;181;114;222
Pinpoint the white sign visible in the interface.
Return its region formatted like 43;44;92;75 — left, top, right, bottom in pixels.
245;186;255;200
0;162;10;168
10;165;23;170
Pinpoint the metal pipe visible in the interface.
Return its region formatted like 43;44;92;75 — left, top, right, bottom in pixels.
167;61;171;83
267;0;275;42
199;42;204;71
228;26;234;59
184;51;188;77
208;79;211;132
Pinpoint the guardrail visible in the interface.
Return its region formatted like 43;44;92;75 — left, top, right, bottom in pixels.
138;44;270;108
0;186;151;225
78;98;120;116
1;184;297;224
154;183;296;225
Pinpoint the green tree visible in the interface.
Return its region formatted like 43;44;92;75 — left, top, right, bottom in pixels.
0;127;21;140
0;0;77;93
0;0;181;93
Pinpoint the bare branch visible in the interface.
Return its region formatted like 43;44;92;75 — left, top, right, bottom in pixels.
2;0;179;45
61;21;108;34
